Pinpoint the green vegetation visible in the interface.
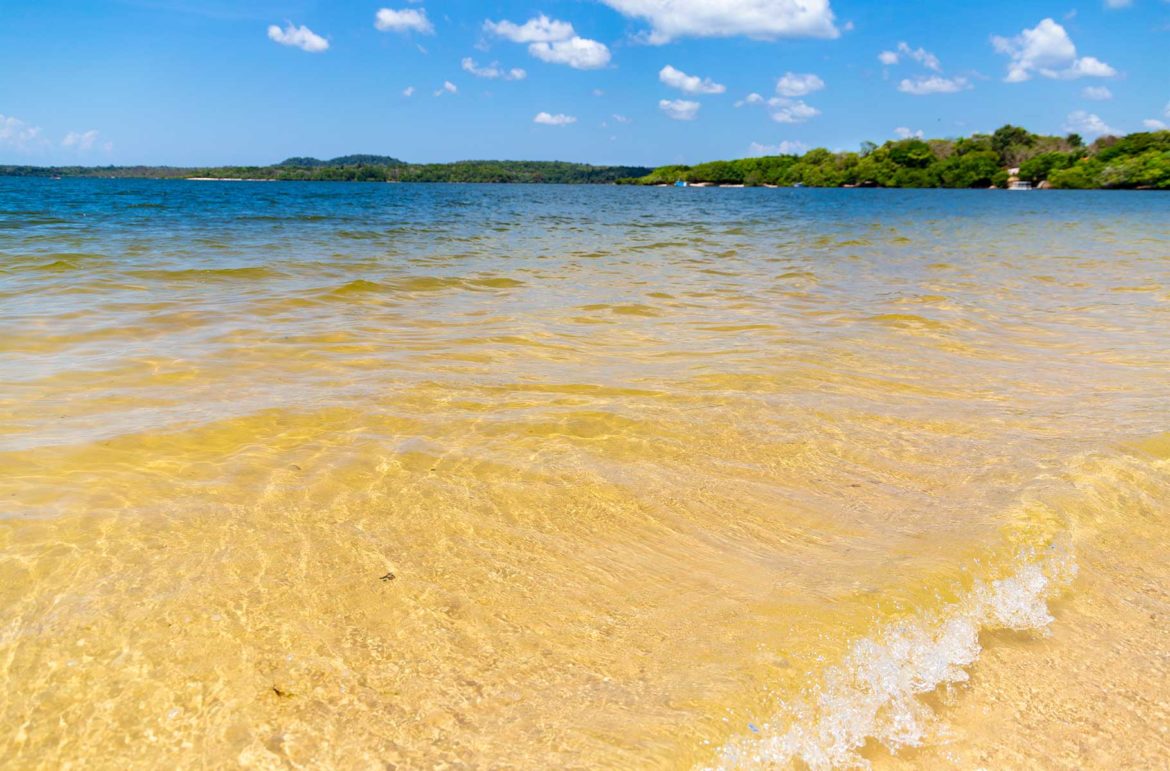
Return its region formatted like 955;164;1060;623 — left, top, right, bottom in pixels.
5;128;1169;188
623;126;1170;189
0;155;651;184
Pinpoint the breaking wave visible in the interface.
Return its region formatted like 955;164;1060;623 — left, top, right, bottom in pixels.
710;545;1077;770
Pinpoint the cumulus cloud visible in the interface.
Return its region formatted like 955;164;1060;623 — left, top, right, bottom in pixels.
749;140;808;156
402;86;415;97
528;37;611;69
897;75;971;95
485;15;610;70
601;0;838;43
879;42;967;94
484;14;574;43
894;127;924;139
775;72;825;97
533;112;577;126
375;8;433;34
1082;86;1113;100
735;92;766;107
659;64;726;94
62;130;101;151
878;42;941;71
659;98;700;120
461;57;526;80
267;22;329;52
770;98;820;123
1063;110;1118;136
0;114;43;151
1143;118;1167;130
992;18;1116;82
612;113;631;123
434;80;457;96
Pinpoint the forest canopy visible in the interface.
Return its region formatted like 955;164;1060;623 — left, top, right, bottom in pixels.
624;126;1170;189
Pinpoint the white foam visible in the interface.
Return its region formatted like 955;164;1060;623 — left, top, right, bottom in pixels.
709;546;1076;770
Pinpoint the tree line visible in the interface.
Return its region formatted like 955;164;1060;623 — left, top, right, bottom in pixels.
622;126;1170;189
4;127;1168;188
0;157;652;184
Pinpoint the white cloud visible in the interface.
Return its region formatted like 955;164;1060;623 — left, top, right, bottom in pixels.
1063;110;1118;136
461;57;526;80
775;72;825;97
375;8;433;34
0;114;43;151
267;22;329;53
1165;101;1170;119
592;88;605;96
894;127;925;139
659;64;725;94
659;98;700;120
735;92;765;107
612;113;631;123
1143;119;1167;130
749;140;808;155
533;112;577;126
897;75;971;95
434;80;457;96
601;0;838;43
902;42;941;71
1082;85;1113;100
528;37;611;69
484;15;574;43
62;130;101;151
1105;0;1132;8
1067;56;1117;78
879;42;943;72
770;98;820;123
402;86;415;97
484;15;609;70
992;18;1116;82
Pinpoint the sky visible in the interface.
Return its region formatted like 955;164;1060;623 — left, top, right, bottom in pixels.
1;0;1168;166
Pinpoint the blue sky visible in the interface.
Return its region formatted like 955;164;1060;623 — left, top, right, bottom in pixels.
1;0;1168;166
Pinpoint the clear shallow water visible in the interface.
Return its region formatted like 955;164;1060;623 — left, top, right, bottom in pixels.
1;179;1168;768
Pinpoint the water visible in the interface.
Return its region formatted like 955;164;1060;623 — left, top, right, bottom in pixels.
1;178;1167;768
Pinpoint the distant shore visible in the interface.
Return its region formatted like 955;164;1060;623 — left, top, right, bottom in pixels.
3;126;1166;189
0;157;652;185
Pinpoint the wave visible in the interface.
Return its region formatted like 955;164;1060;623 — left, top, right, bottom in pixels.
125;265;282;281
318;275;526;299
709;545;1077;770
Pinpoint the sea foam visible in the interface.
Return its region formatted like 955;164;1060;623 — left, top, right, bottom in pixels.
710;546;1077;770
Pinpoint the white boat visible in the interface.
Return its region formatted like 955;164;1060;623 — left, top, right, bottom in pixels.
1008;180;1033;190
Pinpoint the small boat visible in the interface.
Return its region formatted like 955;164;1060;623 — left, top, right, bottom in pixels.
674;179;688;187
793;182;806;188
1008;180;1033;191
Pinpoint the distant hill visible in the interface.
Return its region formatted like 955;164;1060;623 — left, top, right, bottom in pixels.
277;155;406;168
0;157;653;183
